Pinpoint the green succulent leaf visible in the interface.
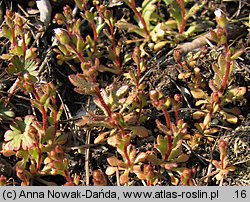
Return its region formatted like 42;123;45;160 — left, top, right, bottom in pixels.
142;0;158;30
155;135;169;160
168;140;182;161
115;19;147;38
169;1;182;31
162;0;174;5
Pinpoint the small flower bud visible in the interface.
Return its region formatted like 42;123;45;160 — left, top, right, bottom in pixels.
218;138;228;156
54;28;71;45
174;94;182;103
173;49;182;63
214;9;227;29
54;13;65;25
104;10;112;19
149;90;159;101
93;170;107;186
0;175;7;186
99;5;105;13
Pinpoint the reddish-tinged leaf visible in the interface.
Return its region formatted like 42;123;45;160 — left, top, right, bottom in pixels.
107;156;119;167
155;119;169;134
135;171;146;180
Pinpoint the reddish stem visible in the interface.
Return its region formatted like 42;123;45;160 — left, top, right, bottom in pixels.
69;44;86;63
64;170;73;185
32;85;47;132
177;0;186;34
36;143;42;171
129;1;149;37
90;22;98;53
51;97;58;142
117;119;131;166
94;86;112;118
5;77;20;107
124;145;131;167
221;154;225;170
164;135;173;161
162;108;171;130
162;108;173;161
136;99;143;125
81;0;97;53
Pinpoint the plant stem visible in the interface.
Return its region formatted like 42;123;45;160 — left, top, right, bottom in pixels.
164;135;173;161
90;22;98;53
32;85;47;132
51;97;58;142
128;0;149;37
5;77;20;107
177;0;186;34
135;57;143;124
64;170;73;185
162;108;173;161
36;143;42;171
162;108;171;130
94;86;112;118
69;44;86;63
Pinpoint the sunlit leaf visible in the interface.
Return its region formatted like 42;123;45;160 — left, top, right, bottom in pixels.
115;19;147;38
94;131;110;144
192;111;205;120
220;111;238;124
191;88;208;99
129;126;149;138
4;116;36;151
134;152;147;164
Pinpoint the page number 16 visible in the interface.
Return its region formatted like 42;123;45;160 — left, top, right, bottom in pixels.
234;190;247;198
